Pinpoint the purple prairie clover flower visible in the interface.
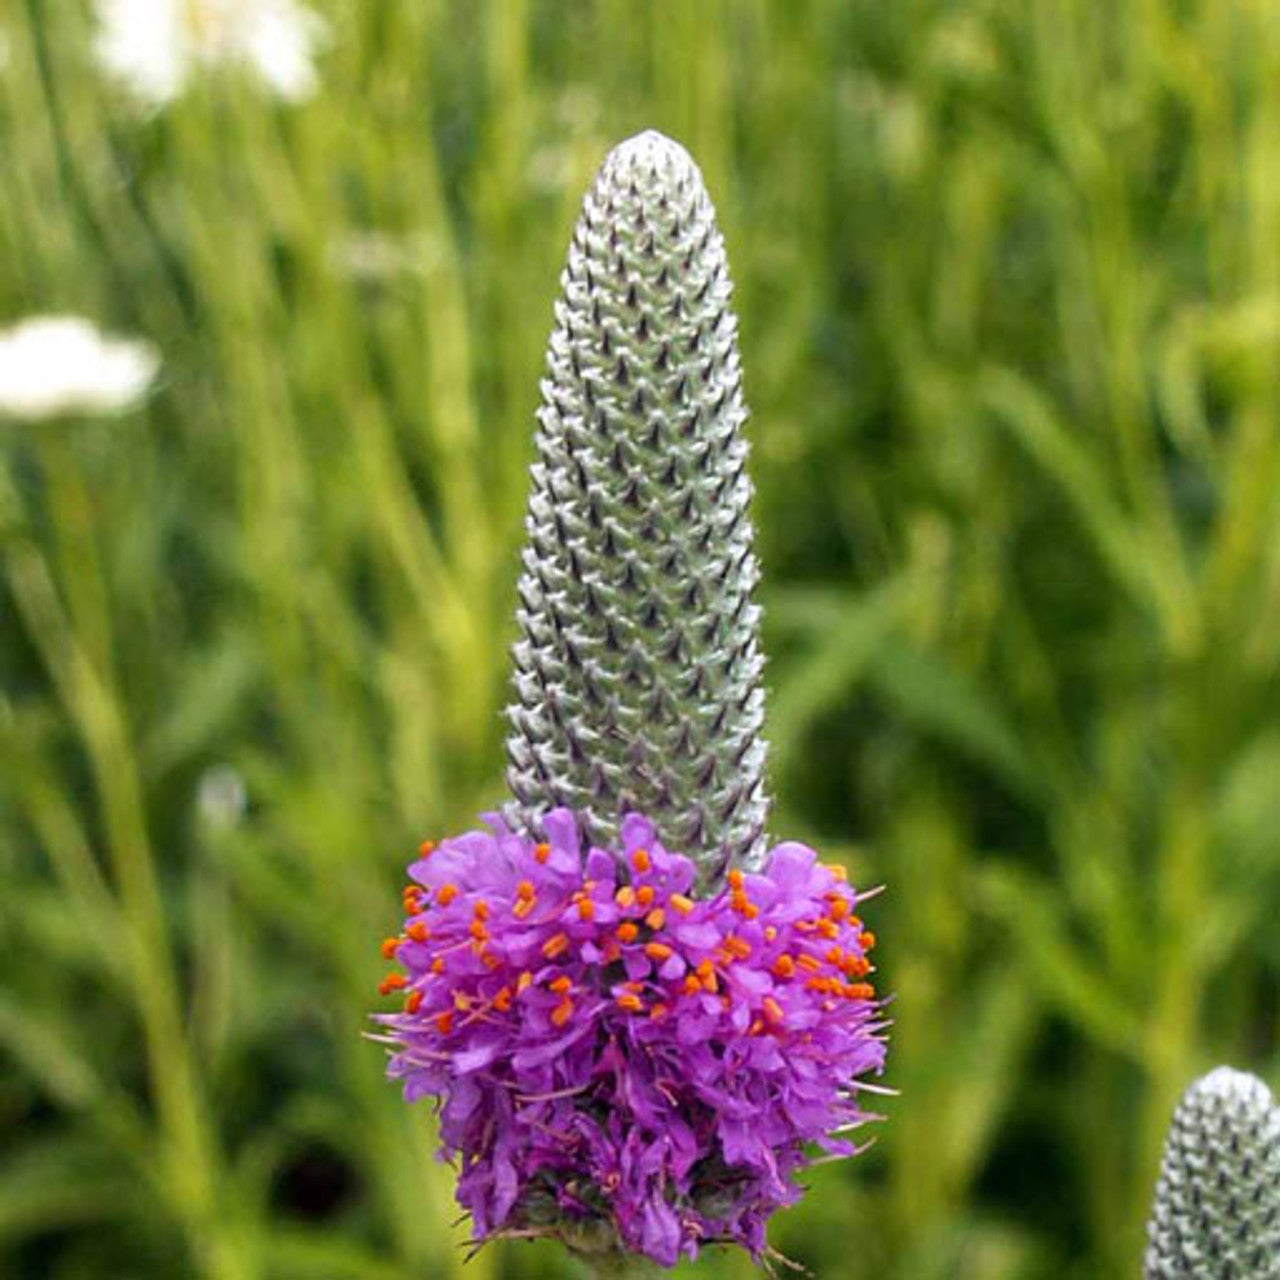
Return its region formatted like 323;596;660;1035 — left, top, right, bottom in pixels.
375;811;887;1266
374;130;890;1271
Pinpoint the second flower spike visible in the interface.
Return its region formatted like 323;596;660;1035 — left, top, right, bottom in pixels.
504;130;768;885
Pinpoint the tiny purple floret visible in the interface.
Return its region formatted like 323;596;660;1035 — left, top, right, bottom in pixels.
374;809;888;1267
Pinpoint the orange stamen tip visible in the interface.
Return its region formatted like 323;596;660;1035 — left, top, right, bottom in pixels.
434;1011;454;1034
773;955;796;979
436;884;458;906
404;990;423;1014
749;1018;765;1036
727;869;745;890
615;886;636;909
644;908;666;930
650;1002;670;1021
763;996;785;1024
549;975;573;994
418;840;436;856
616;922;639;943
764;925;778;942
577;898;595;921
798;954;822;972
493;987;513;1012
644;942;674;962
431;957;445;974
468;920;487;941
516;971;533;993
473;900;489;921
826;863;849;882
380;937;401;959
669;893;695;915
847;983;876;1001
406;922;429;943
541;932;569;959
534;842;551;863
616;993;644;1013
378;973;407;995
825;946;844;966
858;931;876;950
631;848;651;873
513;898;535;919
516;879;535;900
683;974;703;996
636;885;655;907
551;999;574;1027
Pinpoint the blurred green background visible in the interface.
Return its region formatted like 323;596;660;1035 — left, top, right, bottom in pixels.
2;2;1279;1277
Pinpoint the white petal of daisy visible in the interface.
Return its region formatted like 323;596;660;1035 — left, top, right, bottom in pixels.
0;316;160;421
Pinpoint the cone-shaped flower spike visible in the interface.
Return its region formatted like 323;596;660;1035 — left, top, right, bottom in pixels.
1144;1067;1280;1279
504;129;767;885
374;132;888;1271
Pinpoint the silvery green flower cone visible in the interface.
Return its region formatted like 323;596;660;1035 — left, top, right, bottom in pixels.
1144;1067;1280;1279
504;129;768;884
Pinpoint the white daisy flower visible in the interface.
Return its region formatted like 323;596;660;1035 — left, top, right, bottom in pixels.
0;315;159;421
94;0;327;106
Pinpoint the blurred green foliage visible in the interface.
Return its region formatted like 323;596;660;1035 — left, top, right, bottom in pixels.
2;2;1279;1278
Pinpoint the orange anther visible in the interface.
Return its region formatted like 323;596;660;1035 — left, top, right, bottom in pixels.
493;987;513;1012
858;931;876;951
513;897;535;919
762;996;784;1024
577;898;596;921
549;975;572;995
436;884;458;906
797;954;822;972
631;848;651;873
404;990;423;1014
616;993;644;1013
644;942;673;962
516;971;533;993
431;957;445;974
764;926;778;942
551;999;573;1026
827;896;851;921
406;922;430;943
669;894;695;915
534;842;551;863
418;840;436;857
724;936;752;960
846;983;875;1001
636;885;655;907
516;880;535;900
380;937;401;959
825;946;844;966
845;955;871;978
749;1018;765;1036
468;920;487;941
473;900;489;921
481;948;501;970
683;975;703;996
825;863;848;882
435;1011;454;1034
728;869;745;890
617;922;639;943
453;991;471;1010
616;886;636;909
644;908;666;930
650;1002;670;1021
816;918;839;939
773;955;796;979
378;973;407;995
542;932;569;959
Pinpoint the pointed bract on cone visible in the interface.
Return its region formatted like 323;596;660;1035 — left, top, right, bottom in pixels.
1144;1067;1280;1280
504;130;768;884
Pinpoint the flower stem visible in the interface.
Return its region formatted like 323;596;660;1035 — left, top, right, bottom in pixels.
581;1254;661;1280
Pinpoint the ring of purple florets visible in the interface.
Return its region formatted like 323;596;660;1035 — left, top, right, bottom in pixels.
373;809;888;1267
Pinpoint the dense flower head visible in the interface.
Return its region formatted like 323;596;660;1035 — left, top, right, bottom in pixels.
374;809;887;1267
